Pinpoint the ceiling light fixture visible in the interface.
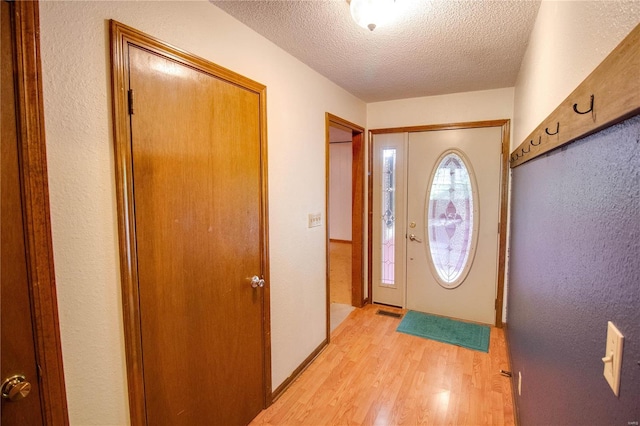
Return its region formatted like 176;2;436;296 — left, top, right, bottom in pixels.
349;0;395;32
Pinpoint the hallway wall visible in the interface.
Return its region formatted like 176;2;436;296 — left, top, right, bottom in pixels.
329;142;353;241
513;1;640;144
509;115;639;424
510;2;640;424
38;2;365;423
367;87;514;130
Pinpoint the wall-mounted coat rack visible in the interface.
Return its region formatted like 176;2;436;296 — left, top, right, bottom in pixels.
511;23;640;168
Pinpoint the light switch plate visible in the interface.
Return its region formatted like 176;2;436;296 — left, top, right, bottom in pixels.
308;213;322;228
602;321;624;396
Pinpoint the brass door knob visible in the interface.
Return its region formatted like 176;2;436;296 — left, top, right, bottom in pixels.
1;375;31;402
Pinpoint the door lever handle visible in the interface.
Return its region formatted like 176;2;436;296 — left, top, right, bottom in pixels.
408;234;422;243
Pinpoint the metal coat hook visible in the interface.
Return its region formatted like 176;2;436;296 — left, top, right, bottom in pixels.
521;145;530;155
545;122;560;136
573;94;594;115
531;136;542;146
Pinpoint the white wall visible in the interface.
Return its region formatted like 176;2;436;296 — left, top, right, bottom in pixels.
367;87;514;129
329;143;353;241
513;1;640;145
38;2;365;424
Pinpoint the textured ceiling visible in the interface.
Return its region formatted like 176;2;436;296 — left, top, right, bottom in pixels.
211;0;541;102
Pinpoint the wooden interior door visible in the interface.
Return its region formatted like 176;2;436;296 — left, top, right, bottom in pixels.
112;22;269;425
2;1;67;423
1;2;44;423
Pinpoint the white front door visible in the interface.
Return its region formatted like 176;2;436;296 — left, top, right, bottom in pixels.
372;127;502;324
406;127;502;324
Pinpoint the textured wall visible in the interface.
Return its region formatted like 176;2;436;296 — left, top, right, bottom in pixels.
513;1;640;144
38;1;365;423
508;114;640;424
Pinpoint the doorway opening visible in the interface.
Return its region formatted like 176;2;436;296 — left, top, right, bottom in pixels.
325;114;365;338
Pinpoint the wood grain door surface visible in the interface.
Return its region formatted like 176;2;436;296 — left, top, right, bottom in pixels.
1;1;44;423
127;45;266;424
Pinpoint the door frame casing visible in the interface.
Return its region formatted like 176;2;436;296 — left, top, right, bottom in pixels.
368;120;510;327
3;1;69;423
110;21;272;424
325;114;365;339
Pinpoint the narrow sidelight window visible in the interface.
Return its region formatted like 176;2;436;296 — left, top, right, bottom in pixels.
381;148;396;285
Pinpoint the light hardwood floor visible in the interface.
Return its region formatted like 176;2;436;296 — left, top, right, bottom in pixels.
330;241;352;305
251;304;515;425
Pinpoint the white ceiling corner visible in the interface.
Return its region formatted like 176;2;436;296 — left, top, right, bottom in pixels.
211;0;541;103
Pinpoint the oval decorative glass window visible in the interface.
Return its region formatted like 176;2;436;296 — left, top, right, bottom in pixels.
425;150;479;288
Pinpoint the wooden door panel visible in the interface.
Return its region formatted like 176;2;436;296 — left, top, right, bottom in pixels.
1;1;44;423
128;46;264;425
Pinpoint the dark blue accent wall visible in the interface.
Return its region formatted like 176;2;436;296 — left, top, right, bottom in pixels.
508;114;640;424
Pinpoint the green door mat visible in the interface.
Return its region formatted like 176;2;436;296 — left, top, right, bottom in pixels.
396;311;490;352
